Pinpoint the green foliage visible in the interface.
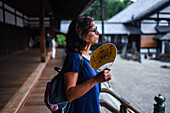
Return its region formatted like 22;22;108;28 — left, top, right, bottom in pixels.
84;1;101;20
123;0;134;7
56;34;66;45
83;0;133;20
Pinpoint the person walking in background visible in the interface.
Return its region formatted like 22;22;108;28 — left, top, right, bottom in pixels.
46;32;52;52
61;16;112;113
51;37;56;59
28;36;33;48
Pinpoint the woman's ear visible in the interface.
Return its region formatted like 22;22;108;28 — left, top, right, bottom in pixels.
84;36;89;42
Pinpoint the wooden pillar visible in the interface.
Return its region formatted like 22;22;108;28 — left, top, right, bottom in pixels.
139;21;141;54
2;2;8;55
156;12;159;26
40;0;46;62
50;16;55;38
14;9;17;27
100;0;105;43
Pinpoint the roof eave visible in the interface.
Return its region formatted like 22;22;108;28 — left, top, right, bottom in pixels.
132;0;170;23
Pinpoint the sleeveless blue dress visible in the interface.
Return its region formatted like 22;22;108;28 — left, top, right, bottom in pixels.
62;52;101;113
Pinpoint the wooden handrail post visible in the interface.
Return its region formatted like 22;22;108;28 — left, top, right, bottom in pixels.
120;105;127;113
154;94;166;113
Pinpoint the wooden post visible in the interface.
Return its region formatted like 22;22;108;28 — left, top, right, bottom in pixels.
2;2;8;55
14;9;17;26
154;94;166;113
156;12;159;26
40;0;46;62
50;16;55;38
100;0;105;43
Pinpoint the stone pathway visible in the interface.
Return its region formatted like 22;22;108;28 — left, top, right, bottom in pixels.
110;54;170;113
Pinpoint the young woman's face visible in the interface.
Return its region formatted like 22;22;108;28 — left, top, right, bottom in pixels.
85;22;99;44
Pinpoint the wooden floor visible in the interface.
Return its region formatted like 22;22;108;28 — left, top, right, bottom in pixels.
20;49;66;113
0;48;113;113
0;49;41;112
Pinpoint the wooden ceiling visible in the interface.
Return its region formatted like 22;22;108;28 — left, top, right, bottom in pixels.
3;0;96;19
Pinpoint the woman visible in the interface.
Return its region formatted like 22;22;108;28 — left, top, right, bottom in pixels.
62;16;112;113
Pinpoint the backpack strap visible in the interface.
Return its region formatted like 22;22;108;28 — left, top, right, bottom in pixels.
78;54;83;73
78;54;85;81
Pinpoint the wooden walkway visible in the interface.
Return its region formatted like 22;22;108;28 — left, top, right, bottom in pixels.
20;49;66;113
0;48;116;113
0;49;41;112
19;49;114;113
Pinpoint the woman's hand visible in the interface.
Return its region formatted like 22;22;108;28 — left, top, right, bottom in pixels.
95;68;112;83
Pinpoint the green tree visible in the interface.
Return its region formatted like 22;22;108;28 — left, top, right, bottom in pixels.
83;0;133;20
84;1;101;20
123;0;133;7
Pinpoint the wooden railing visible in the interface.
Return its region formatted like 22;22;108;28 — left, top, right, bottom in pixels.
100;88;140;113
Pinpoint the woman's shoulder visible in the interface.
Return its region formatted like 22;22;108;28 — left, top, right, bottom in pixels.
66;52;81;61
62;52;81;73
67;52;80;57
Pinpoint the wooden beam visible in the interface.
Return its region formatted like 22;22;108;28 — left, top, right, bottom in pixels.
145;18;170;21
40;0;46;62
159;12;170;14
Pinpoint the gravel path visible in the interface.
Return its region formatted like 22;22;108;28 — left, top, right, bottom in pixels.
110;54;170;113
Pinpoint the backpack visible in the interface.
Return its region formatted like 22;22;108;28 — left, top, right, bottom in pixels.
44;54;84;113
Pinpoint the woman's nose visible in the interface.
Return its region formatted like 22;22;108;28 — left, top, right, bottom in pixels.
96;31;100;35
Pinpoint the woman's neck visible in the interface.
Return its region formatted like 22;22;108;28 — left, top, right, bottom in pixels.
82;51;89;56
82;44;91;60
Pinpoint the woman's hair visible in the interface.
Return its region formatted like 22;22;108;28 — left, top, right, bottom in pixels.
65;16;94;55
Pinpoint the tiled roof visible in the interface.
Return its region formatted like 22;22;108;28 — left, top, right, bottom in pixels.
108;0;170;23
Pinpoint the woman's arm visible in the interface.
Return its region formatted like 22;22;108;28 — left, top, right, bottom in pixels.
64;68;111;102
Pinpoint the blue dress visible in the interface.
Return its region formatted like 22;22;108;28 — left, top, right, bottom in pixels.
62;52;101;113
